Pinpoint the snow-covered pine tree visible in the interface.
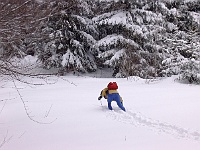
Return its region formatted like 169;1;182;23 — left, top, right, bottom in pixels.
37;0;98;74
160;0;200;82
93;0;165;78
94;0;200;80
2;0;199;81
0;0;59;78
179;59;200;84
0;0;56;59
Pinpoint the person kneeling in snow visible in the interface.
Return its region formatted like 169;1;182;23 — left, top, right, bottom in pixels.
98;82;126;111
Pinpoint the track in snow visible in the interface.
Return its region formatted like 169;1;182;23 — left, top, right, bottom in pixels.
102;106;200;141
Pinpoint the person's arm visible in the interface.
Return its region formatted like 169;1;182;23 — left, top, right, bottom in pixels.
98;88;108;100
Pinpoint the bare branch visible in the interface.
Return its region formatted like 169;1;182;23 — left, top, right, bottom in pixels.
12;78;57;124
44;104;53;118
0;99;7;116
0;131;13;149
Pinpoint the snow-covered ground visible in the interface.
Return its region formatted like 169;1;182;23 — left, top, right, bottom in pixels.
0;74;200;150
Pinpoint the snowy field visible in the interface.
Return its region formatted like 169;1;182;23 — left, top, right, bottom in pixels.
0;74;200;150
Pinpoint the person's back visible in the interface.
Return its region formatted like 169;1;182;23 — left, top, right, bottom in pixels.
98;82;126;111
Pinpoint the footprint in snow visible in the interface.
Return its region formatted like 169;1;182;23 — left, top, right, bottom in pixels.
104;108;200;141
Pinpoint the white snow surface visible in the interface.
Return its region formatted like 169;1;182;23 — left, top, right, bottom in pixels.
1;74;200;150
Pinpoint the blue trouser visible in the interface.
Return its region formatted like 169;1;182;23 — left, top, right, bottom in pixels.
107;93;126;111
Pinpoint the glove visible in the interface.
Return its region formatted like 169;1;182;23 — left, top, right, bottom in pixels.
98;96;102;100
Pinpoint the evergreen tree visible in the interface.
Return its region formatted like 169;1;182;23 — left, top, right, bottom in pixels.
37;0;98;74
94;0;200;79
1;0;200;83
94;0;165;77
0;0;55;58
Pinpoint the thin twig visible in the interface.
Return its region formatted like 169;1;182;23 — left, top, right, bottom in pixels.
0;130;12;148
18;131;26;139
0;99;7;116
12;77;57;124
60;77;77;86
44;104;53;118
0;97;16;102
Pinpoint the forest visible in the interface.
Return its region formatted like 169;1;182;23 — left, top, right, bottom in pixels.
0;0;200;83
